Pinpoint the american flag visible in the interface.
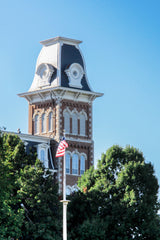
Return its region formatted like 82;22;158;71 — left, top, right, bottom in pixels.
55;138;68;157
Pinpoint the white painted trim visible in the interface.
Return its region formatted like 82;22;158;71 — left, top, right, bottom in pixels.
18;86;103;105
79;109;88;120
37;143;49;168
63;107;72;116
40;36;82;47
65;63;84;89
71;149;80;157
46;107;54;117
72;108;79;117
39;109;46;118
32;110;40;120
80;152;87;160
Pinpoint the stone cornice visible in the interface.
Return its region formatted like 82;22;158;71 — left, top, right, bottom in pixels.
18;87;103;104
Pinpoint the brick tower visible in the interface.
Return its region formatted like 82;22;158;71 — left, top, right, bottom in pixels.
19;36;103;193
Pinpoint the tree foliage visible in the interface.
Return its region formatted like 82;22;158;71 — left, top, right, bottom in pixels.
68;145;160;239
0;133;62;239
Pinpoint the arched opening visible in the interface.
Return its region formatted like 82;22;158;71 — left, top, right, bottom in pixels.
72;113;78;135
34;114;39;134
72;153;78;175
49;112;53;131
41;113;46;133
64;111;70;134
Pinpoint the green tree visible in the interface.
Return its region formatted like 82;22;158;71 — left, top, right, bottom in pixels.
0;133;25;239
68;145;160;239
0;133;62;239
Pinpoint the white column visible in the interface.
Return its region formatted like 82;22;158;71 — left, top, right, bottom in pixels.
61;200;69;240
60;152;70;240
63;153;66;201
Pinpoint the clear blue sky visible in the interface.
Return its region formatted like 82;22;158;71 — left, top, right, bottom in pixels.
0;1;160;189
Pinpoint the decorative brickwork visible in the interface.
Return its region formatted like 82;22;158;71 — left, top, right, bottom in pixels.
19;36;103;195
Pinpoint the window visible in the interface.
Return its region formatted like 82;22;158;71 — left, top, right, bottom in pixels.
38;144;48;169
80;114;86;136
66;153;71;174
49;112;53;131
40;149;45;162
72;113;78;134
34;114;39;134
72;153;78;175
41;113;46;133
80;155;85;175
66;186;71;196
64;111;70;133
40;149;48;168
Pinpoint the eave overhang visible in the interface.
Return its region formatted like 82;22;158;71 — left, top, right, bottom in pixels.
18;87;103;104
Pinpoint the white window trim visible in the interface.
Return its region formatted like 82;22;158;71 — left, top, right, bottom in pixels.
48;111;53;132
71;109;79;135
63;107;72;134
33;110;40;135
41;113;46;133
79;109;88;120
71;150;80;175
66;184;79;195
46;108;54;132
79;110;87;136
34;114;39;134
37;143;49;169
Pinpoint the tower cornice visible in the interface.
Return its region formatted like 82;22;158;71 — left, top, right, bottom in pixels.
18;87;103;104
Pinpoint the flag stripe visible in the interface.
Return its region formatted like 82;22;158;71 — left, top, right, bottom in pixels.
56;139;68;157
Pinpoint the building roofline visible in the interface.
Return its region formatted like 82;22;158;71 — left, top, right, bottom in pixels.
40;36;82;46
2;131;52;143
18;86;103;99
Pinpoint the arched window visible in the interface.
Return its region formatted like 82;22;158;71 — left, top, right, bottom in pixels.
41;113;46;133
72;113;78;135
66;153;71;174
80;114;86;136
64;111;70;133
80;155;85;175
72;153;78;175
49;112;53;131
34;114;39;134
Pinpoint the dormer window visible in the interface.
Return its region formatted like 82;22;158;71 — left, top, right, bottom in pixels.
65;63;84;88
36;63;54;88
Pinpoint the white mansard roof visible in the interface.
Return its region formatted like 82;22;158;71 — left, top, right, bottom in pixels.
18;36;103;103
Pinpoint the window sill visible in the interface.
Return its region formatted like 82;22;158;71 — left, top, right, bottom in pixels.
66;133;86;137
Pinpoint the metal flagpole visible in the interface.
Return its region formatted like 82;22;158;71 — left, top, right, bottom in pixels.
60;130;70;240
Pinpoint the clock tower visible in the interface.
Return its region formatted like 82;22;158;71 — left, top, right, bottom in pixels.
19;36;103;193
